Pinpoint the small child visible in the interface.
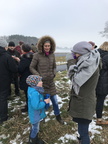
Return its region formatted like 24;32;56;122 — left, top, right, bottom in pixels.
26;75;50;144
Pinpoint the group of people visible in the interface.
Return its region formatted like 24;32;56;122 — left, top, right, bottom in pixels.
0;36;64;144
0;35;108;144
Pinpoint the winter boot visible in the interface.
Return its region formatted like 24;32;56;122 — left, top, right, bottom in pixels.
29;135;37;144
96;118;108;125
29;133;45;144
37;138;45;144
56;114;64;125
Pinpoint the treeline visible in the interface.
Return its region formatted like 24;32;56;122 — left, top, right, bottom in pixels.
3;34;38;46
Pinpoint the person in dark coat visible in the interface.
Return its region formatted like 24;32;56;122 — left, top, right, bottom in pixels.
30;35;64;124
67;41;100;144
7;41;20;96
18;44;33;112
96;41;108;124
15;41;24;55
0;38;18;124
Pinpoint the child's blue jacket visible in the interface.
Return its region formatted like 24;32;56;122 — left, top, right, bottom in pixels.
28;86;46;124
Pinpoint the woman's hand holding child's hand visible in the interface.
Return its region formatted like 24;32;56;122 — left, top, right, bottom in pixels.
44;98;50;104
12;56;20;62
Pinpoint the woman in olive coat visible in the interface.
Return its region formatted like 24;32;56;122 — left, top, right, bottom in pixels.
67;41;100;144
30;35;64;124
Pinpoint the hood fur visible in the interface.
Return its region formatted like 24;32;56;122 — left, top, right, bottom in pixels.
37;35;56;54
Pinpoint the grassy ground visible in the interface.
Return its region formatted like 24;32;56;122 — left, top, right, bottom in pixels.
0;57;108;144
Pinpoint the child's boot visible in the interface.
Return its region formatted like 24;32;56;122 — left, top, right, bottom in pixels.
36;133;45;144
29;133;38;144
37;138;45;144
29;133;45;144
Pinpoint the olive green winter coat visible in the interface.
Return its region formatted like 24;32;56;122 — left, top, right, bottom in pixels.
67;59;100;121
29;36;56;96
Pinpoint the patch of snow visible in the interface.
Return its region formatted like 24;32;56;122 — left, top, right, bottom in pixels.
57;133;78;144
10;134;21;144
89;121;102;139
56;62;67;65
104;95;108;106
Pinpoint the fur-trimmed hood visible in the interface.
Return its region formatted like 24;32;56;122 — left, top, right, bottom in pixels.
37;35;56;54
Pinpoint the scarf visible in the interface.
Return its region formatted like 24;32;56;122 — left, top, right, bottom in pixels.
68;49;100;95
32;86;44;94
44;52;49;56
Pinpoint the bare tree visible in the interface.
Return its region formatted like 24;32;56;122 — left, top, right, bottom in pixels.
100;21;108;38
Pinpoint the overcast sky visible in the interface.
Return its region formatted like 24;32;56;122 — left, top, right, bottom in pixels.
0;0;108;47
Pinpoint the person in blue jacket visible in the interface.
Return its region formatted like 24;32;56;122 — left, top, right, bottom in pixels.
26;75;50;144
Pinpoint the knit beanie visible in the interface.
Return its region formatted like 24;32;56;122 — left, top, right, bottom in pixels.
72;41;92;55
0;37;8;48
26;75;42;87
8;41;15;47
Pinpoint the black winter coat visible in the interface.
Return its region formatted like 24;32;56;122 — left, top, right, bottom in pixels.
7;48;20;57
0;47;18;91
18;52;33;90
7;49;20;65
96;49;108;95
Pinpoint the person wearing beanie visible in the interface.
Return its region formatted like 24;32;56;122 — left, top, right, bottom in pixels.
0;38;18;124
30;35;64;124
26;75;50;144
67;41;100;144
18;44;34;112
8;41;15;47
7;41;20;96
0;37;8;48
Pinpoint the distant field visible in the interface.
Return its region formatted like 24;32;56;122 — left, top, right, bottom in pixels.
55;53;69;57
55;56;66;63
